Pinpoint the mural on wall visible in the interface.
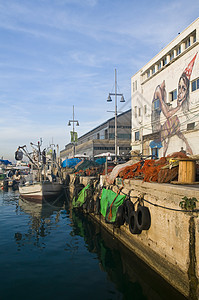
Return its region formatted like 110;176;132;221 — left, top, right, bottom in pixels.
151;53;197;156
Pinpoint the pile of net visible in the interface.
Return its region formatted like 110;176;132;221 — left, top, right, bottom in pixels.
74;159;104;176
106;160;139;184
108;152;188;184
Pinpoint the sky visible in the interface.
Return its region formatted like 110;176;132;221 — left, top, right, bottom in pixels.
0;0;199;161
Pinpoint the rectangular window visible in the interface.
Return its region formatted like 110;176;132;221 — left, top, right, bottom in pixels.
170;89;177;101
187;122;195;130
135;80;137;91
134;106;137;118
133;82;135;92
162;57;167;66
185;38;190;49
158;62;161;70
192;78;199;92
138;107;141;117
152;66;155;74
177;46;181;55
144;105;147;114
135;131;140;141
170;51;174;61
147;70;150;78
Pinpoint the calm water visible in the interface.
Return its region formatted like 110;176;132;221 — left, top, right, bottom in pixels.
0;189;187;300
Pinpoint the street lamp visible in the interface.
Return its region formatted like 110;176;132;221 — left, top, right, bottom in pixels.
68;105;79;157
107;69;125;160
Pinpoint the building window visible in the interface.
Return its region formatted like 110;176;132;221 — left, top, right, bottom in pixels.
187;122;195;130
177;45;181;55
169;89;177;101
153;99;160;110
152;66;155;74
135;80;137;91
105;129;108;139
157;62;161;70
192;78;199;92
193;33;196;43
134;106;137;118
170;51;174;61
144;105;147;114
138;107;141;117
147;70;150;78
135;131;140;141
185;37;190;49
97;133;100;139
162;57;167;66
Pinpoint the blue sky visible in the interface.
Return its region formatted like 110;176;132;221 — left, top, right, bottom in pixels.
0;0;199;160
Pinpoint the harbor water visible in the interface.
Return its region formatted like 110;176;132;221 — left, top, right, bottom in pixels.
0;190;187;300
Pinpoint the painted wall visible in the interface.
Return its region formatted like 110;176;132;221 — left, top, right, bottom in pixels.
131;18;199;157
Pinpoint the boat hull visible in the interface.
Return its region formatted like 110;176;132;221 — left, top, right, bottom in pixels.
19;181;63;203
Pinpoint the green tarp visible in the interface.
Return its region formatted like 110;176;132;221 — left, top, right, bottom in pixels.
72;184;90;208
100;188;126;223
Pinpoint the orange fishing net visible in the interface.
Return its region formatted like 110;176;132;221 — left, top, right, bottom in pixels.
117;152;187;183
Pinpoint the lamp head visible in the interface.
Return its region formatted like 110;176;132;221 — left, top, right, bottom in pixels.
68;121;71;126
107;94;112;102
120;95;125;102
76;121;79;126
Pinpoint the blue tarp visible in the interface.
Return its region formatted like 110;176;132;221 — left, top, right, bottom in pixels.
0;159;12;165
62;158;81;168
95;158;106;165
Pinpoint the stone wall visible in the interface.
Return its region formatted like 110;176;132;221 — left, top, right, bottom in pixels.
68;174;199;298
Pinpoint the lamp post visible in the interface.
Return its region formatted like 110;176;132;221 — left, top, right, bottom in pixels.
68;105;79;157
107;69;125;160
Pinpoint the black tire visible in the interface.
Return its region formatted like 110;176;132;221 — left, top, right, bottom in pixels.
87;199;94;213
95;196;101;215
129;211;142;234
115;204;125;227
136;206;151;230
124;199;134;224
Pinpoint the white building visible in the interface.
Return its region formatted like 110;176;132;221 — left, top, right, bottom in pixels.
131;18;199;158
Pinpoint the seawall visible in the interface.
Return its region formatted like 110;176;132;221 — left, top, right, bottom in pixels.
67;174;199;299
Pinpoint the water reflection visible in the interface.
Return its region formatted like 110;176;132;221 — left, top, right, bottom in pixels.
71;210;187;300
15;196;66;250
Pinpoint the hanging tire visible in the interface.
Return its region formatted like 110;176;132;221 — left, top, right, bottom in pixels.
115;204;125;227
87;199;94;213
124;199;134;224
136;206;151;230
129;211;142;234
95;196;101;215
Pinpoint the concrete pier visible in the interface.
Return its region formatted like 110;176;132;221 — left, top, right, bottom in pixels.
67;173;199;299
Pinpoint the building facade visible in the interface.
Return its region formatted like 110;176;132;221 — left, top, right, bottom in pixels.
131;18;199;158
60;109;131;159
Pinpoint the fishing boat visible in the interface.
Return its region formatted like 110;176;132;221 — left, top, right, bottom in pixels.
19;181;63;202
16;141;63;202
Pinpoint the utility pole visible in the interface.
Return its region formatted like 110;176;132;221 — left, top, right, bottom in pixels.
68;105;79;157
107;69;125;161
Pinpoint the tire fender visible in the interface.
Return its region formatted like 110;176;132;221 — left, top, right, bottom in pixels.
115;204;125;227
124;199;134;224
136;206;151;230
129;211;142;234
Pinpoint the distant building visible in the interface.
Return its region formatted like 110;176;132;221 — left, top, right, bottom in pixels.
60;109;131;159
131;18;199;158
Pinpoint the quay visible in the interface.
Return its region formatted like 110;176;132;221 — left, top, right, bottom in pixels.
65;173;199;299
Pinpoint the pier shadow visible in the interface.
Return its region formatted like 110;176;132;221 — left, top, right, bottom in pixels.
71;210;187;300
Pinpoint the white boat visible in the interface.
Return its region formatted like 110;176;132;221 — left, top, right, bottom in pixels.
16;141;63;203
19;181;63;203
